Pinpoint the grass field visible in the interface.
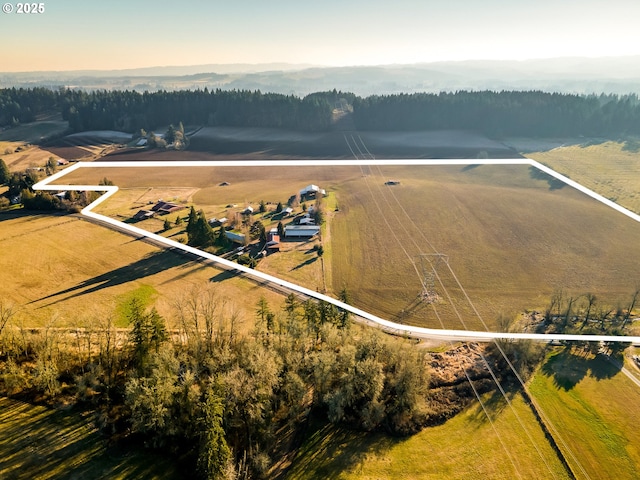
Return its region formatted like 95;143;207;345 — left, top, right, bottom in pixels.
284;391;570;480
525;140;640;215
0;211;283;328
529;348;640;480
52;162;640;331
0;397;181;479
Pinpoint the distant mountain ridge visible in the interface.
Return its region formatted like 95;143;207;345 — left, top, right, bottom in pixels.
2;56;640;96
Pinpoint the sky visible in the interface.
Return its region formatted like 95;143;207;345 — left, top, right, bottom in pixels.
2;0;640;71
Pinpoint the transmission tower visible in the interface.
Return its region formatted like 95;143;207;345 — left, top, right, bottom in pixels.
418;253;449;303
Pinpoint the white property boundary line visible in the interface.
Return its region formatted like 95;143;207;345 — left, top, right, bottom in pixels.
33;158;640;344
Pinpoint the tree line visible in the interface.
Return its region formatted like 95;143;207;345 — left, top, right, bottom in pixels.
0;290;431;479
5;87;640;137
353;91;640;137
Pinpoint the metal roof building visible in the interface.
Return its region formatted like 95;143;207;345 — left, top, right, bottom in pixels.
285;225;320;238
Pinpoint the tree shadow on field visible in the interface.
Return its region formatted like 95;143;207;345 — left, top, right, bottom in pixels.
286;415;397;480
464;382;514;427
31;250;189;307
0;398;181;479
209;269;239;283
528;166;566;190
540;348;621;391
291;257;317;271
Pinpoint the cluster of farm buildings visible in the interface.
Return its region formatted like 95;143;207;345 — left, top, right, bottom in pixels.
132;184;327;252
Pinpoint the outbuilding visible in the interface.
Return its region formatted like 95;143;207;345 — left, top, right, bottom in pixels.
299;184;326;198
285;225;320;238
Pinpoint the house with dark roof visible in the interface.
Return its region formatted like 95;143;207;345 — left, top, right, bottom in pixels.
133;210;155;221
151;201;185;215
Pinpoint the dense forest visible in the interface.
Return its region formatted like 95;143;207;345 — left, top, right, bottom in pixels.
0;88;335;133
2;87;640;137
352;91;640;137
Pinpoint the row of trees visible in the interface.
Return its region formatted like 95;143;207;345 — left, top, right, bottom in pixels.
541;288;639;336
0;289;431;479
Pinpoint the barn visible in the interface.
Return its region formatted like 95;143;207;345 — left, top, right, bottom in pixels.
299;184;326;199
285;225;320;238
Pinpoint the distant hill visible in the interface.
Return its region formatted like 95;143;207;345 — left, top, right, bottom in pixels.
2;56;640;95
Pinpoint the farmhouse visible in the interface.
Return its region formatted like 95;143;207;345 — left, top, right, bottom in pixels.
151;201;185;215
283;207;293;216
133;209;155;221
242;206;254;215
285;225;320;238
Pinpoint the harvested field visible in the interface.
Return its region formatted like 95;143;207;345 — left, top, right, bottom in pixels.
330;164;640;329
48;162;640;332
42;145;92;161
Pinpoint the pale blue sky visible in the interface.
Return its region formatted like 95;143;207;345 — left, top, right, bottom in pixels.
2;0;640;71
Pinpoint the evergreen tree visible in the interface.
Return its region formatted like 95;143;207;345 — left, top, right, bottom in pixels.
186;206;198;239
128;299;168;372
0;158;10;185
198;389;231;480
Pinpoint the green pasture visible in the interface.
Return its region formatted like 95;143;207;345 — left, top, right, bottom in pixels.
526;140;640;215
285;391;570;480
529;348;640;480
